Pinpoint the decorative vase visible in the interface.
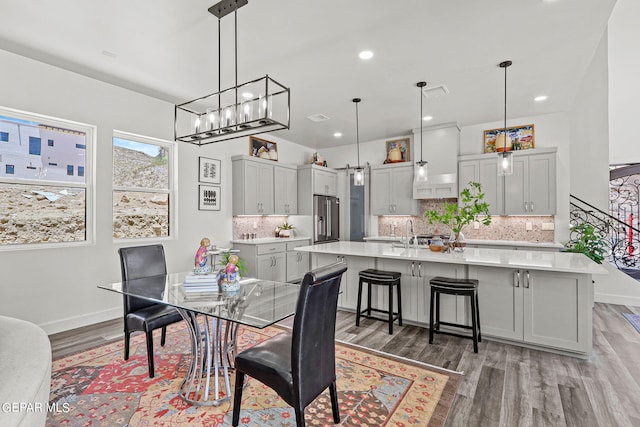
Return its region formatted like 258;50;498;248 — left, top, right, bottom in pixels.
279;229;291;238
450;231;466;252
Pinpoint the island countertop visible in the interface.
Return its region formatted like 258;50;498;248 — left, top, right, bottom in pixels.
296;241;607;275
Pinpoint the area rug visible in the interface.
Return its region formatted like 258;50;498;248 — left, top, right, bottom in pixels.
47;323;460;427
623;313;640;334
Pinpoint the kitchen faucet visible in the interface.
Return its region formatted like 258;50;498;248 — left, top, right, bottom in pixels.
405;219;416;249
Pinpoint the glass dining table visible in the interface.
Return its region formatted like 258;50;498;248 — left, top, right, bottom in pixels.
98;272;301;406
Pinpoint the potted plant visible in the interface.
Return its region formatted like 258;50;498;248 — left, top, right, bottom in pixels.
564;223;607;264
424;181;492;252
279;222;294;238
220;251;248;276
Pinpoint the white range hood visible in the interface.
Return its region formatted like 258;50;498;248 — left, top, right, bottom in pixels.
412;123;460;199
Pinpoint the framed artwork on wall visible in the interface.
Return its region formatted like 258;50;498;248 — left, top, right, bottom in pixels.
250;136;278;161
384;137;410;163
484;124;535;153
198;157;221;184
198;185;221;211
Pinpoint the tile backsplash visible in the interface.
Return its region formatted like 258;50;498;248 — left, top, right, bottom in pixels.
232;216;288;240
378;199;555;242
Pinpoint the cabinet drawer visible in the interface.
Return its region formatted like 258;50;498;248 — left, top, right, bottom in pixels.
287;240;310;251
257;242;286;255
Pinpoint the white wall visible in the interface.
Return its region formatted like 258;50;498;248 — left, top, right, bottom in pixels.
0;49;313;333
609;0;640;164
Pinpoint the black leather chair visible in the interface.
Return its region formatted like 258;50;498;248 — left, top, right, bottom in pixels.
232;262;348;427
119;245;183;378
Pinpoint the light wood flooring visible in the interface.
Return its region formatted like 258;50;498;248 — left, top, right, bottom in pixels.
49;303;640;426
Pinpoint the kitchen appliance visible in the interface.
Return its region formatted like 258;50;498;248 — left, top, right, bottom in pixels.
314;195;340;243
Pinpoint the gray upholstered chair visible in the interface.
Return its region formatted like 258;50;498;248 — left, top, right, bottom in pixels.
232;262;347;427
119;244;183;378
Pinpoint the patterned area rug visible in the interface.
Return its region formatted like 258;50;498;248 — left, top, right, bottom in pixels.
47;323;460;426
623;313;640;334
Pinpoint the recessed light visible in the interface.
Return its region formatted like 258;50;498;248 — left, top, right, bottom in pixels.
423;116;433;121
333;132;343;138
359;50;374;60
242;92;254;99
534;95;548;102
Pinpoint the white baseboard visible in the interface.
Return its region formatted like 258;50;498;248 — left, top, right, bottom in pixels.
595;292;640;307
40;307;121;335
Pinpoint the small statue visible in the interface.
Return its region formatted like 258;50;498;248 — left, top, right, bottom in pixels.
221;254;241;292
194;237;212;274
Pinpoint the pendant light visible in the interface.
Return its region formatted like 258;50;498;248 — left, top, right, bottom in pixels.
414;81;428;183
353;98;364;186
497;60;513;176
174;0;290;146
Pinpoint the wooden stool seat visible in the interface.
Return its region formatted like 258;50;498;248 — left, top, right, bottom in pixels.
356;269;402;334
429;276;482;353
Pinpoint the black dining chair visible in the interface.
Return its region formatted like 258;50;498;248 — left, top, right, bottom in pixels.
118;244;183;378
232;262;348;427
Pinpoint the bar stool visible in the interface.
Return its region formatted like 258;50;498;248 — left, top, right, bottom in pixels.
356;269;402;334
429;276;481;353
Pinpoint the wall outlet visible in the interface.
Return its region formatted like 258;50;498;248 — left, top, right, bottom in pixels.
253;221;258;229
542;222;555;231
473;221;480;230
525;222;533;231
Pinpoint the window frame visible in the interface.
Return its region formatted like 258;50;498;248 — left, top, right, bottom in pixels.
0;105;95;251
112;130;177;242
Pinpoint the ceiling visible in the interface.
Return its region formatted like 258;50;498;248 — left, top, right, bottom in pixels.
0;0;616;149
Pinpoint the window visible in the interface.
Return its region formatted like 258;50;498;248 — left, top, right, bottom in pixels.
112;131;174;240
67;165;74;176
78;166;84;177
48;139;54;147
75;143;86;150
0;132;8;142
0;107;94;247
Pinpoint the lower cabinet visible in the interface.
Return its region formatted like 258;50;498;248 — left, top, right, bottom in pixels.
233;239;310;284
285;240;310;282
311;253;373;310
469;265;592;354
257;252;286;282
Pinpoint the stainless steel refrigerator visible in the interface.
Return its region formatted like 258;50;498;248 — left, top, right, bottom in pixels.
314;195;340;243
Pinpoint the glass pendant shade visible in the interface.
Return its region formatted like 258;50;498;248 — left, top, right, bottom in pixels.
414;161;428;183
354;168;365;186
498;151;513;176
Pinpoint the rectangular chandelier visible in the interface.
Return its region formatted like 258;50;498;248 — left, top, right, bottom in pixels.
175;75;290;146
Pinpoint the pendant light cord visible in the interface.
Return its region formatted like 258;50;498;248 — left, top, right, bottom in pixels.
420;86;424;163
234;3;238;122
504;63;507;151
355;100;361;167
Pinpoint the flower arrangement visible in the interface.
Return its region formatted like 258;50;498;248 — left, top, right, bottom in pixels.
278;222;294;238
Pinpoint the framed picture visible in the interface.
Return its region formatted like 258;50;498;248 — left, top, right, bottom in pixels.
484;124;535;153
198;185;221;211
250;136;278;161
198;157;221;184
385;138;410;163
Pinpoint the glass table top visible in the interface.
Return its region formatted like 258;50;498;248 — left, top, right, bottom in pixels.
98;272;301;329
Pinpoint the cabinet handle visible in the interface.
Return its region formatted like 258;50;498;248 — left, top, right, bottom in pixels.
411;262;415;277
393;204;397;213
525;271;531;288
530;201;534;212
418;262;422;278
523;202;527;212
514;270;520;287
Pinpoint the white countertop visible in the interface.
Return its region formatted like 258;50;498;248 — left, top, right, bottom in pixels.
363;236;563;249
231;236;311;245
297;241;607;275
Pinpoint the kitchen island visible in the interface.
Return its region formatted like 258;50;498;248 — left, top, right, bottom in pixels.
297;241;607;357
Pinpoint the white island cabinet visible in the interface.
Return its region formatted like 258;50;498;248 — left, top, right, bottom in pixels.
298;241;606;357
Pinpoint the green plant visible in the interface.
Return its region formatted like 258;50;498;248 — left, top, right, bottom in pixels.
280;222;294;230
424;181;492;235
221;251;248;276
564;223;607;264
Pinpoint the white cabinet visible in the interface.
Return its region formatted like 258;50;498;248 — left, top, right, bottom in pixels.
232;156;274;215
370;163;418;216
274;165;298;215
458;148;556;216
505;152;556;215
256;252;286;282
469;265;592;354
297;164;339;215
311;253;373;310
285;240;310;282
234;239;311;283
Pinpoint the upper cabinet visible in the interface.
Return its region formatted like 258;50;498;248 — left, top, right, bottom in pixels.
232;156;298;216
370;163;419;216
297;164;338;215
458;148;557;215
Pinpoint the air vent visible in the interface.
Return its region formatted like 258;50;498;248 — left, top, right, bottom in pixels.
422;84;449;98
307;114;331;122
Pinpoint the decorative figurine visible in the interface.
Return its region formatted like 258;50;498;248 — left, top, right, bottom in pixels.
220;254;241;292
194;237;212;275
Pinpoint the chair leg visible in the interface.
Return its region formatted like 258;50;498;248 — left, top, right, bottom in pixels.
294;405;306;427
388;282;394;334
429;287;435;344
145;331;155;378
124;331;131;360
329;381;340;424
160;325;167;346
356;278;363;326
470;293;478;353
366;282;372;317
435;292;441;331
476;291;482;342
232;370;246;426
396;280;403;326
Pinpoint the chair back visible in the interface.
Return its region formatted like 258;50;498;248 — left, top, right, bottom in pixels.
291;262;347;408
118;245;167;313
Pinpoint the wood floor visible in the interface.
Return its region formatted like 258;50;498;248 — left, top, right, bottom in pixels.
49;303;640;426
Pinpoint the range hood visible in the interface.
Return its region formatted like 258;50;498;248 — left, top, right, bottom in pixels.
412;123;460;199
